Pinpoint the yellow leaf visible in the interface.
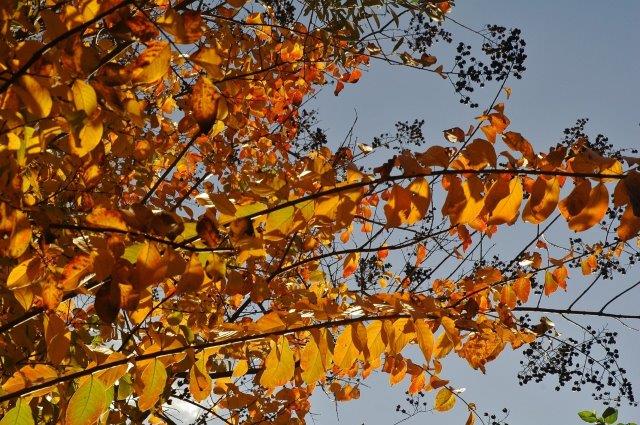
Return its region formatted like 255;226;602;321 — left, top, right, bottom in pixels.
131;41;171;84
65;376;107;425
96;352;128;387
264;206;297;241
413;319;434;363
232;359;249;377
434;387;456;412
314;187;362;228
408;372;426;394
301;331;326;384
500;284;517;309
365;321;387;364
68;117;103;157
7;128;41;166
255;311;286;332
260;336;295;388
13;286;34;310
280;40;303;62
86;206;127;231
433;332;453;359
72;80;98;116
544;270;558;296
8;210;32;258
17;75;52;118
418;145;451;167
502;131;534;161
191;47;223;79
461;138;496;169
415;243;427;266
41;277;63;310
189;353;212;402
136;243;168;288
558;178;590;220
138;359;167;411
442;175;484;225
485;177;523;225
158;9;203;44
333;325;363;371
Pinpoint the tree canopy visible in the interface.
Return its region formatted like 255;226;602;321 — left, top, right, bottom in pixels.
0;0;638;424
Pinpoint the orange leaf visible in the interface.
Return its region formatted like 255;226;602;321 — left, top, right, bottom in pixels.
544;270;558;296
513;276;531;303
408;372;426;394
177;254;204;293
190;76;228;132
384;179;430;228
565;182;608;231
522;176;560;224
61;254;94;291
415;243;427;266
343;252;360;277
617;205;640;241
500;284;517;309
44;313;70;365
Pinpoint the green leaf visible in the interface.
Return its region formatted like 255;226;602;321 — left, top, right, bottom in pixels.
65;376;108;425
579;411;598;423
0;399;35;425
602;408;618;424
122;243;144;263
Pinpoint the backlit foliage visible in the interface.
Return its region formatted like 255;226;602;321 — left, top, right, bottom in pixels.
0;0;639;424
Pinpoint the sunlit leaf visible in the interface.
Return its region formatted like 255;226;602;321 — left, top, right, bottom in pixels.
137;359;167;411
434;387;456;412
0;398;34;425
260;336;295;388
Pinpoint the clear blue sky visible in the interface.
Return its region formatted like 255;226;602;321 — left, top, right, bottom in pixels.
306;1;640;424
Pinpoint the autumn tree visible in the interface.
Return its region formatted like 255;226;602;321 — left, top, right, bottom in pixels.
0;0;638;424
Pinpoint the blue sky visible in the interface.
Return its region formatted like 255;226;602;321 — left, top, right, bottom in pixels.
305;1;640;424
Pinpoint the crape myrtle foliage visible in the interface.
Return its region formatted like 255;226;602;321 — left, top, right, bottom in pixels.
1;0;640;424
